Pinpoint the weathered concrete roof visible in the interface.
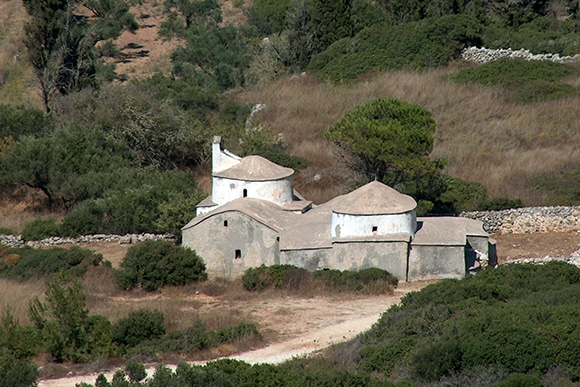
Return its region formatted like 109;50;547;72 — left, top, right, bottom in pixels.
332;181;417;215
412;217;471;246
196;196;216;208
213;155;294;181
280;199;337;250
182;198;300;232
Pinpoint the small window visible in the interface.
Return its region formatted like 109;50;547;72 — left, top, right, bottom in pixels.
372;226;378;233
276;236;280;242
224;220;228;227
235;249;242;259
242;189;248;197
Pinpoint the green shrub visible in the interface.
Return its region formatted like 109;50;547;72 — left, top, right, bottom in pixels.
313;268;398;293
115;240;207;291
112;309;166;350
28;273;113;363
0;349;38;387
450;58;579;103
0;246;103;280
310;14;483;82
477;197;524;211
21;217;61;241
61;168;204;236
125;361;147;383
0;308;42;360
435;177;487;213
0;228;15;235
494;373;542;387
241;265;310;291
353;262;580;382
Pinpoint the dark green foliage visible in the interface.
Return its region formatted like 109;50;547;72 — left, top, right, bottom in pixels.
0;246;102;280
495;373;542;387
247;0;292;35
313;268;399;293
140;74;220;120
311;0;353;53
0;228;15;235
21;217;61;241
353;262;580;383
450;58;579;103
125;361;147;383
435;176;488;213
28;273;114;363
0;349;38;387
309;15;483;82
125;319;261;357
114;240;207;291
0;104;52;139
60;168;205;236
171;24;256;91
326;98;447;209
0;308;42;360
242;265;398;294
241;264;311;291
112;309;166;350
478;197;524;210
22;0;137;112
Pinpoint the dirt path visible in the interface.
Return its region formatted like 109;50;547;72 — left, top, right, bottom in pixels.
39;286;417;387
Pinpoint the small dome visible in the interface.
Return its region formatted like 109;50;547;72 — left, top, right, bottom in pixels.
332;181;417;215
213;155;294;181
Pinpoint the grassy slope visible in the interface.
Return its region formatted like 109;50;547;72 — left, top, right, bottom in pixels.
1;0;580;206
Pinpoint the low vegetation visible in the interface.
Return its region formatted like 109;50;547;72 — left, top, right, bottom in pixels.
76;262;580;387
114;240;207;291
242;265;398;294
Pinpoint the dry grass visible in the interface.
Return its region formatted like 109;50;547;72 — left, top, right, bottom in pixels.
235;66;580;205
0;277;45;324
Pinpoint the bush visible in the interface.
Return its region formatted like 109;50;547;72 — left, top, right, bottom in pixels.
115;240;207;291
0;349;38;387
28;273;114;363
112;309;166;350
477;197;524;211
450;58;579;103
0;246;103;280
310;14;483;82
241;265;310;291
21;217;61;241
313;268;398;293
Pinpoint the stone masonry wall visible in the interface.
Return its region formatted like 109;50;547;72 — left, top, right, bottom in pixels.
461;46;580;64
461;206;580;234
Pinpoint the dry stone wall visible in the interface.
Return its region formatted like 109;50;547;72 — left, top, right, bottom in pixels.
0;233;174;249
461;206;580;234
461;46;580;64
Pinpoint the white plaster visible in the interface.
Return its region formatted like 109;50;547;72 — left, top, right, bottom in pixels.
212;136;241;173
212;177;293;207
331;211;416;238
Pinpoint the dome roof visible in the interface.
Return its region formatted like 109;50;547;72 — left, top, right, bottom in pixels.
213;155;294;181
332;181;417;215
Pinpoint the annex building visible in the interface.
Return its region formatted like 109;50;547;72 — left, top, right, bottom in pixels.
182;136;496;281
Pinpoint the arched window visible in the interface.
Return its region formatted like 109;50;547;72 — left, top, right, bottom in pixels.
243;189;248;197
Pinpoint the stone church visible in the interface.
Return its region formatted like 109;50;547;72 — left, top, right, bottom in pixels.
182;136;496;281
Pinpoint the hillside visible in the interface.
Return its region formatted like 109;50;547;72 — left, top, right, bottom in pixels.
1;0;579;214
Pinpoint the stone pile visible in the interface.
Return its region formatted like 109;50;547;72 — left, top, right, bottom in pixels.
461;46;580;64
461;206;580;234
0;233;175;249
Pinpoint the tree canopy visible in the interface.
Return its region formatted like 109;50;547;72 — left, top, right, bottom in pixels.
22;0;138;112
326;98;447;212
